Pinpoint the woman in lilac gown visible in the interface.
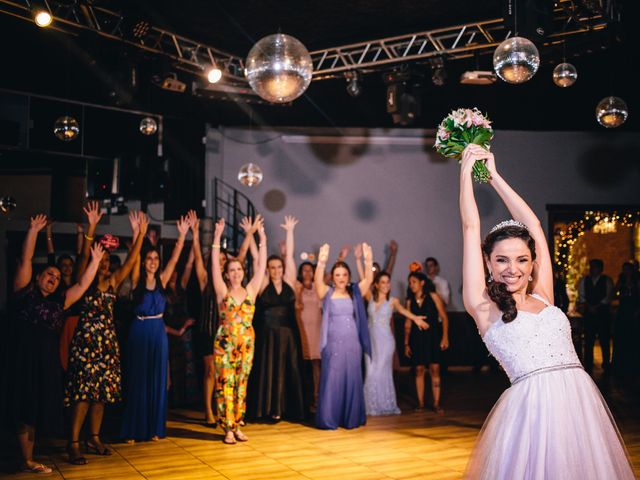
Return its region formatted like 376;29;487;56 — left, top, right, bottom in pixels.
314;243;374;429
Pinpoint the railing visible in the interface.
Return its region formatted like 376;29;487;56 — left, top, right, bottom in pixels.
212;177;256;256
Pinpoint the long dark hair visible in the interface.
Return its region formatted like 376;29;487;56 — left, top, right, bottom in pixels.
331;261;353;298
373;272;391;302
297;261;315;283
407;271;434;301
132;246;165;306
482;225;536;323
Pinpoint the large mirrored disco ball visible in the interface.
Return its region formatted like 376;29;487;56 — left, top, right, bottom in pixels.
53;116;80;141
245;33;313;103
493;37;540;84
238;163;264;187
0;196;17;214
139;117;158;135
596;96;628;128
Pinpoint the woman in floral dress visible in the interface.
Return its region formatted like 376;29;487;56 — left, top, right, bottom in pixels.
64;206;148;464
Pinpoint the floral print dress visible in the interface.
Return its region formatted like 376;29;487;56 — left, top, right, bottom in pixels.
65;285;121;405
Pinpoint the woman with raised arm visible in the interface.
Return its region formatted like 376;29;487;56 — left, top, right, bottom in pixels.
3;215;104;475
459;145;634;479
211;217;267;444
359;269;429;416
314;243;373;430
404;271;449;413
248;215;305;421
64;210;148;463
120;214;189;443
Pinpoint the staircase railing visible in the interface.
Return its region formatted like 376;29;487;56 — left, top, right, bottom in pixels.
212;177;256;256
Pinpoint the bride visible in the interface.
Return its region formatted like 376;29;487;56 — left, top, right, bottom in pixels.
459;144;634;479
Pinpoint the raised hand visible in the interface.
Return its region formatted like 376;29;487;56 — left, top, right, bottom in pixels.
138;212;149;236
83;201;103;226
461;144;494;177
280;215;298;232
354;243;363;260
239;216;252;233
251;213;264;233
176;215;189;237
337;244;350;262
389;240;398;254
129;210;140;235
318;243;330;264
362;243;373;263
185;209;197;229
255;216;266;242
29;214;48;232
214;218;225;241
90;242;106;262
75;223;84;234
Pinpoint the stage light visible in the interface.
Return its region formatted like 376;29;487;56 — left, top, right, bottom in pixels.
429;58;447;86
33;9;52;27
207;65;223;84
346;71;362;97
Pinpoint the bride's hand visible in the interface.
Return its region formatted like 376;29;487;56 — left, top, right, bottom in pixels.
461;144;495;177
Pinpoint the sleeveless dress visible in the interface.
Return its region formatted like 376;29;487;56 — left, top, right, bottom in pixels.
120;288;168;440
465;294;635;479
65;285;121;406
408;294;442;366
298;286;322;360
316;284;371;430
214;294;256;431
364;299;401;416
248;282;305;420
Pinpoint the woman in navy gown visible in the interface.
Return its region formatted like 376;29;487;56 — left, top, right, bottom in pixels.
120;214;190;443
314;242;373;429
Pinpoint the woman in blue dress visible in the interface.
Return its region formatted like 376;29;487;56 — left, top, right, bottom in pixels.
314;242;373;429
120;214;190;443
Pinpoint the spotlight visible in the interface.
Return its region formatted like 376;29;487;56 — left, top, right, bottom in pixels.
429;58;447;86
345;71;362;97
384;69;423;126
152;72;187;93
33;9;52;27
207;65;223;84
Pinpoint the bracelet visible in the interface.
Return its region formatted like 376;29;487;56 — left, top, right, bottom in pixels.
211;244;220;249
84;234;94;241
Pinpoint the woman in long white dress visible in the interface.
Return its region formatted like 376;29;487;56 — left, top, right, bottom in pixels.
459;144;634;479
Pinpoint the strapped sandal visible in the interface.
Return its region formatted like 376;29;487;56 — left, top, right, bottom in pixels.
67;441;88;465
233;430;249;442
21;462;53;474
86;434;112;456
223;432;237;445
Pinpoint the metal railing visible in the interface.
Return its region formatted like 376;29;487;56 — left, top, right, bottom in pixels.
212;177;256;256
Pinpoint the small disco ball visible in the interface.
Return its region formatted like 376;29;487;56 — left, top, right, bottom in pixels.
493;37;540;84
237;163;263;187
53;116;80;141
139;117;158;135
0;196;17;214
245;33;313;103
552;62;578;87
596;96;629;128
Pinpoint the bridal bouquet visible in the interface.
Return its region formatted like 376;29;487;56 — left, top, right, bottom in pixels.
434;108;493;183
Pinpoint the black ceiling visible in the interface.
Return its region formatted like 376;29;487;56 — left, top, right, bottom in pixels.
0;0;638;132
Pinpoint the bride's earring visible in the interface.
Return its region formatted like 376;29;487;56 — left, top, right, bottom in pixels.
488;271;494;283
528;275;533;281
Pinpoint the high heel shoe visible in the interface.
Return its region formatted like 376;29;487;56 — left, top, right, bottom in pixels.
67;441;88;465
85;435;112;456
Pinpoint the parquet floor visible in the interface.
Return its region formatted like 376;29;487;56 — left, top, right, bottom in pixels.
2;367;639;480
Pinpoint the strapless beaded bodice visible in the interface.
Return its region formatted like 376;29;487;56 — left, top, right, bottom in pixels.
482;295;581;383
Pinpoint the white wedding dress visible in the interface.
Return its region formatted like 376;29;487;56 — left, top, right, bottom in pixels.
465;294;635;479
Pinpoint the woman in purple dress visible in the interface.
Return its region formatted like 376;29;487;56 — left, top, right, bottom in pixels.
314;242;374;429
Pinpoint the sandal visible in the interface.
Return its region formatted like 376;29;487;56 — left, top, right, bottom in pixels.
67;441;88;465
86;435;112;456
223;432;237;445
432;405;445;415
21;462;53;474
233;430;249;442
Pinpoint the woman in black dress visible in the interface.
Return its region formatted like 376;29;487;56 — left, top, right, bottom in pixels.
404;271;449;413
248;215;305;421
2;214;103;474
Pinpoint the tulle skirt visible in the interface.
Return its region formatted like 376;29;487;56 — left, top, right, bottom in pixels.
464;366;635;479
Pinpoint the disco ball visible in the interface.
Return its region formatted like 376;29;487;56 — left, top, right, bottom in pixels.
238;163;263;187
552;62;577;88
139;117;158;135
245;33;313;103
0;196;17;214
596;96;628;128
53;116;80;141
493;37;540;84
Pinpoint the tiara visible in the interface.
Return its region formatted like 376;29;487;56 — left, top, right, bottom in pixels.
489;219;528;234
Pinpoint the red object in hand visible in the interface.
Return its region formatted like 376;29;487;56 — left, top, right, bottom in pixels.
99;234;120;251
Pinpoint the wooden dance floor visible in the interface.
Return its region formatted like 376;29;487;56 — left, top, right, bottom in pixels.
4;368;640;479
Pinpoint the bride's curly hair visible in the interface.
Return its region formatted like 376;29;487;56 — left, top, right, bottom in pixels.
482;225;536;323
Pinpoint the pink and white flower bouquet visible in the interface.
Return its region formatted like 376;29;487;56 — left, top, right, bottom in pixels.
434;108;493;183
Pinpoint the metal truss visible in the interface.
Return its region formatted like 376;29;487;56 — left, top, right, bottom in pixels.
0;0;247;81
309;0;609;77
0;0;610;83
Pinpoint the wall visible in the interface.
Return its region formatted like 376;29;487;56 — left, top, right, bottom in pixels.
206;126;640;311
